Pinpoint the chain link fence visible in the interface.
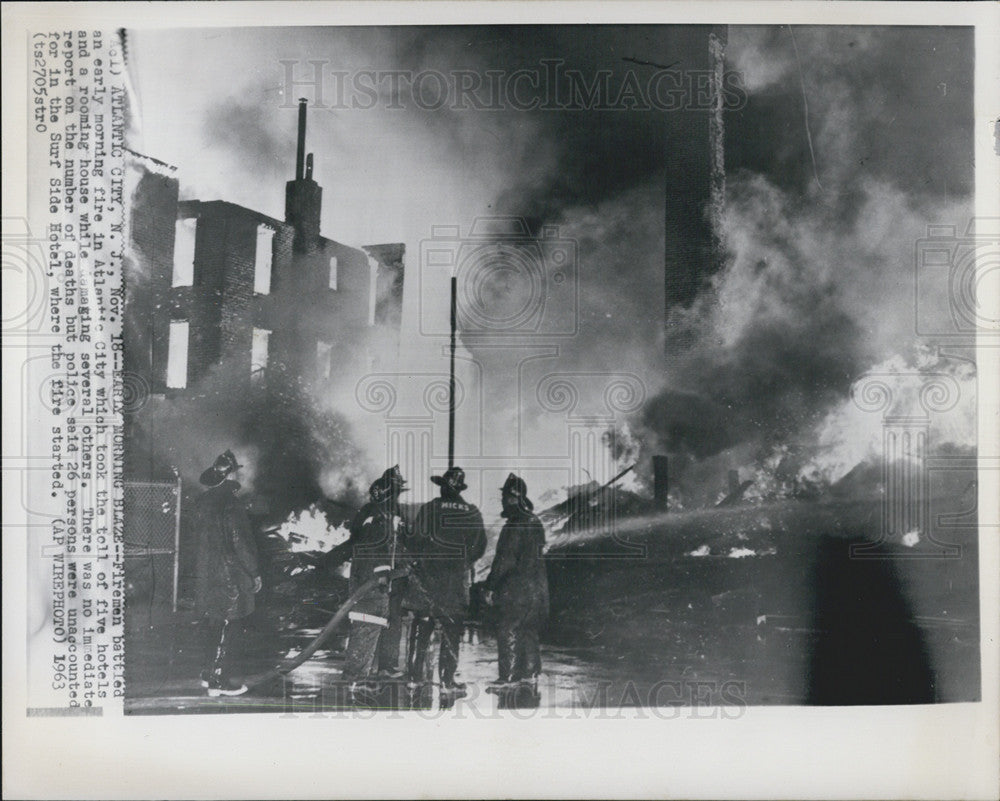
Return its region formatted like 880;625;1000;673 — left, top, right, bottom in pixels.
124;479;182;611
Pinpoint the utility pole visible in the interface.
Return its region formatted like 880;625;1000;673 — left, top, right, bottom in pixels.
448;275;457;470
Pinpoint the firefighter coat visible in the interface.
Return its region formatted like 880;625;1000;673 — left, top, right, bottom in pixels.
194;480;259;621
348;500;408;620
404;495;487;618
484;507;549;624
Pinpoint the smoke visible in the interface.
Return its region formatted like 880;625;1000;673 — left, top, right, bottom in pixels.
132;356;261;492
200;98;289;199
628;25;976;505
131;351;372;516
440;25;975;509
727;26;973;200
126;25;976;513
632;171;975;503
634;184;974;504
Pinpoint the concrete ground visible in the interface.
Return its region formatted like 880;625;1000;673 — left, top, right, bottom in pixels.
124;617;751;715
125;499;981;715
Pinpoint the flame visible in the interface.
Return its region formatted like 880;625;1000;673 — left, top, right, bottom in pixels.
275;504;350;553
724;347;975;505
803;346;975;485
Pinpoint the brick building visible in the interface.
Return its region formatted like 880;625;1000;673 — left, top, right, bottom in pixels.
125;100;403;394
123;151;179;391
123;101;405;482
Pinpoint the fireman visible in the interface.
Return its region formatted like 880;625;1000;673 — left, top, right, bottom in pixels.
193;450;262;697
484;473;549;689
341;466;409;695
404;467;487;694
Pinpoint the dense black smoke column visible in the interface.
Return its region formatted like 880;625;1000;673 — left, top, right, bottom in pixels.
664;25;728;353
707;29;727;251
448;275;457;469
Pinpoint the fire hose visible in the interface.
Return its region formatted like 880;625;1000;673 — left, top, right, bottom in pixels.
241;566;410;689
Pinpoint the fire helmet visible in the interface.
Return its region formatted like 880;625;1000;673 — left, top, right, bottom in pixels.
431;466;468;493
199;449;243;487
500;473;533;513
369;465;409;502
500;473;528;499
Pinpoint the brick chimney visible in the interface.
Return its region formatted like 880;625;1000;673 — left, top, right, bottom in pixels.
285;98;322;253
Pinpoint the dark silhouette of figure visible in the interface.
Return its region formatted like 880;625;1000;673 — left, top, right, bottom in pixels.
807;536;935;705
484;473;549;689
193;450;261;697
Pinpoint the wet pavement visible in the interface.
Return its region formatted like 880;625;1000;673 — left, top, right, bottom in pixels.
125;596;979;715
125;619;751;715
125;499;981;714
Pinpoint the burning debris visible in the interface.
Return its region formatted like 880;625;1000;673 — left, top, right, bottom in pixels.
538;464;641;536
716;470;755;507
275;504;352;554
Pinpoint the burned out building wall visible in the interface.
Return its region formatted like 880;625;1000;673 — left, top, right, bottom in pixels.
123;152;179;395
170;200;295;388
122;101;406;488
269;236;374;382
364;241;406;372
